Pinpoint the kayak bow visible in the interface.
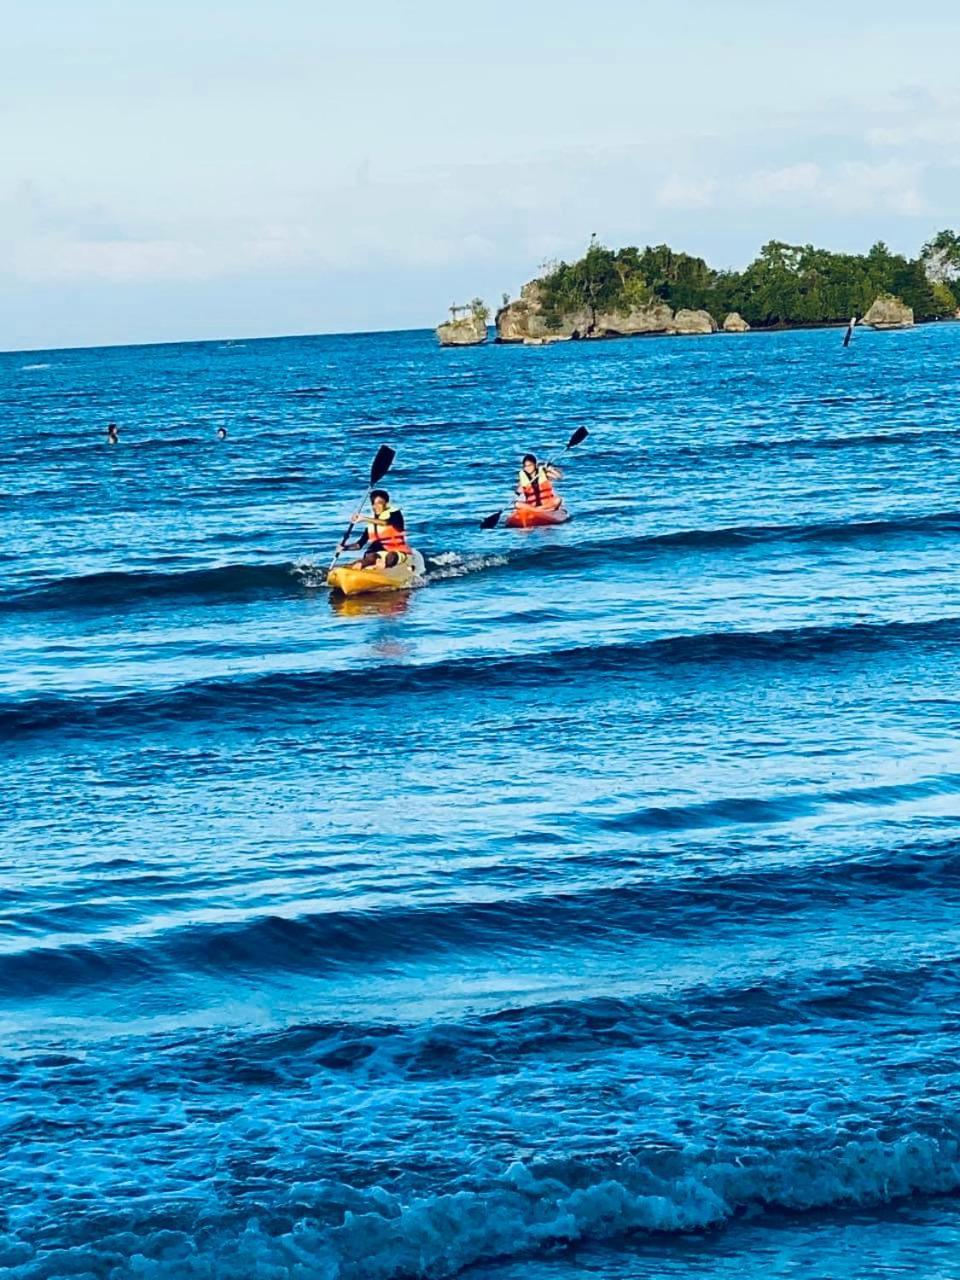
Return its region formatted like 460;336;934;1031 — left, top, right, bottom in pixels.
503;504;571;529
327;549;426;596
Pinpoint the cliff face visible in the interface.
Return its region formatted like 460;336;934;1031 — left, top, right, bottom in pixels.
593;301;675;336
863;295;914;328
436;313;488;346
496;282;723;342
496;283;591;342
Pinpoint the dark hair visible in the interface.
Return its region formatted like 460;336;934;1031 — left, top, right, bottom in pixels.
522;454;536;466
217;427;227;438
371;489;390;503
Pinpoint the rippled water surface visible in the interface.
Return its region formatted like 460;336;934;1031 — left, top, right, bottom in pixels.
2;324;960;1278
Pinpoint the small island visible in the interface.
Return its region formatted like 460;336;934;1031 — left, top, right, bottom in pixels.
438;230;960;346
436;299;489;346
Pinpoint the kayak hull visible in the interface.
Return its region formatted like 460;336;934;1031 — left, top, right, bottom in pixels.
504;503;570;529
327;550;425;596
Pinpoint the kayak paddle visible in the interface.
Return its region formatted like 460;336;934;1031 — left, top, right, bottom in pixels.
480;426;589;529
329;444;396;571
543;425;588;471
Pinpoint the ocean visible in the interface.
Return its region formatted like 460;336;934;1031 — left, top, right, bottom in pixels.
2;322;960;1278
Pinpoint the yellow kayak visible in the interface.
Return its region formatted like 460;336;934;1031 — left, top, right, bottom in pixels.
327;550;425;596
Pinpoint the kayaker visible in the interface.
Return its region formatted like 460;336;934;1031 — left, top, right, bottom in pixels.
343;489;411;568
517;454;562;508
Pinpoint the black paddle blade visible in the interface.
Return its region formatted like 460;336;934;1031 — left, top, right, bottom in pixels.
567;426;589;449
370;445;396;486
481;510;502;530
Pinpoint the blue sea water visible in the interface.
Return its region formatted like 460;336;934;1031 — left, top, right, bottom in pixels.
2;322;960;1279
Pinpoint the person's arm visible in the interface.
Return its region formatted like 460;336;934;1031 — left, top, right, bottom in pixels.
351;512;398;530
342;528;370;550
346;512;402;543
546;465;562;480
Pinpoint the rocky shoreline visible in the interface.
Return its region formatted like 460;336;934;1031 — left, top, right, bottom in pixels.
494;282;734;344
438;282;919;347
440;249;936;348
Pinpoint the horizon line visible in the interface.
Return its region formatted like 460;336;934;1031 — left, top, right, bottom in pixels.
0;321;447;360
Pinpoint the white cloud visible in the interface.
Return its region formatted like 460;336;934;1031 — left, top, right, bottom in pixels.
656;173;718;210
0;168;503;285
862;86;960;148
743;163;822;199
14;237;215;283
866;119;960;148
10;227;499;284
740;160;927;216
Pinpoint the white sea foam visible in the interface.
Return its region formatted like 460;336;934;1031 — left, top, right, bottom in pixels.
291;559;327;589
5;1133;959;1279
426;551;509;581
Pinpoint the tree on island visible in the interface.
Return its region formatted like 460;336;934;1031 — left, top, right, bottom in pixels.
534;232;957;331
922;230;960;313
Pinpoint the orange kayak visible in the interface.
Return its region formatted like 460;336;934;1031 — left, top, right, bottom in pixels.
504;502;570;529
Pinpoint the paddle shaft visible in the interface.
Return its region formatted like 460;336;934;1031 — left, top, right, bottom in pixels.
542;426;588;472
329;488;375;571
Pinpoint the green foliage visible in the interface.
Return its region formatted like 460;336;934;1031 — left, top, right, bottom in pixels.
921;229;960;290
469;297;490;323
539;236;623;328
932;280;959;314
618;274;652;312
922;228;960;262
536;233;954;330
634;244;716;311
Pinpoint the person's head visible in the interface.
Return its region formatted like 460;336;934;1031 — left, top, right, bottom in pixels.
521;453;537;477
371;488;390;514
107;423;118;441
217;427;227;440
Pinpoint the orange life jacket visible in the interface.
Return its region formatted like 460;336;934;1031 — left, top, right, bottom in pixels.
367;507;410;553
518;467;558;507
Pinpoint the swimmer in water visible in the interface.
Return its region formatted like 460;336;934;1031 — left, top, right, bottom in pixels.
217;427;228;440
106;423;119;445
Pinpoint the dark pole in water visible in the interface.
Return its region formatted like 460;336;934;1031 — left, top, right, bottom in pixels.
843;315;857;348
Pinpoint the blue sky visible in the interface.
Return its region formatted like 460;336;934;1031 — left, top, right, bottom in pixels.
2;0;959;350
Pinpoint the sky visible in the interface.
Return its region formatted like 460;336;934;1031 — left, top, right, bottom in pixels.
2;0;960;350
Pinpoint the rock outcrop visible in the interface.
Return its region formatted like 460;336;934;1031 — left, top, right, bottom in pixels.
497;283;700;342
673;308;718;335
593;301;676;337
863;295;914;329
496;283;590;343
436;304;488;346
723;311;750;333
495;279;729;342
